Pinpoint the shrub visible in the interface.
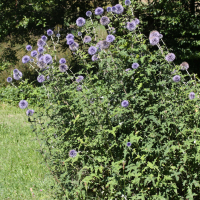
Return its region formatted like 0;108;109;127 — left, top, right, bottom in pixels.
6;1;200;199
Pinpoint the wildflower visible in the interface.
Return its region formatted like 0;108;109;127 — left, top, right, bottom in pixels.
37;61;47;69
159;34;163;39
165;53;176;62
83;36;92;43
59;58;66;64
132;63;139;69
149;36;159;46
107;7;112;12
108;27;116;34
37;75;45;83
180;62;189;70
69;42;79;51
149;30;160;39
101;40;110;49
38;55;44;62
96;41;103;51
100;16;110;26
37;39;46;47
43;54;52;64
127;21;136;31
78;32;82;36
26;109;34;116
115;4;124;14
172;75;181;82
22;55;30;64
86;11;92;17
106;35;115;43
121;100;129;107
7;77;12;83
47;29;53;36
13;71;22;80
76;17;86;27
134;18;140;25
125;68;131;72
92;54;99;61
26;45;32;51
66;34;74;40
112;6;116;13
31;50;38;57
76;85;82;91
95;7;104;15
88;46;97;55
189;92;195;100
127;142;131;147
125;0;131;6
67;39;74;45
69;149;77;158
59;64;68;72
13;69;19;74
56;33;60;38
76;76;84;83
41;35;47;41
46;75;50;80
19;100;28;109
37;47;44;54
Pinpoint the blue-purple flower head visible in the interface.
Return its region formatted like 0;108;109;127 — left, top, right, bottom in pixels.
7;77;12;83
43;54;52;64
95;7;104;15
165;53;176;62
173;75;181;82
13;71;22;80
37;61;47;69
134;18;140;25
47;29;53;36
78;32;82;36
106;35;115;43
88;46;97;55
180;62;189;70
76;85;82;91
59;58;66;64
26;109;34;116
108;27;116;35
189;92;195;100
125;68;131;72
66;34;74;40
125;0;131;6
149;30;160;39
92;54;99;61
59;64;68;72
121;100;129;108
13;69;19;74
107;7;112;12
22;55;30;64
112;6;116;13
115;4;124;14
76;17;86;27
127;21;136;31
149;36;159;46
83;36;92;43
67;39;74;45
37;75;45;83
19;100;28;109
26;45;32;51
37;47;44;54
37;39;46;47
100;16;110;26
69;42;79;51
56;33;60;38
31;50;38;57
69;149;77;158
101;40;110;49
76;76;84;83
132;63;139;69
127;142;131;147
86;11;92;17
41;35;47;42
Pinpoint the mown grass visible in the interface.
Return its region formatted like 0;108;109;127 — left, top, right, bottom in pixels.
0;102;58;200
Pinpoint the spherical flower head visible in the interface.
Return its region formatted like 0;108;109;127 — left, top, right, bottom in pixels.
13;69;19;74
19;100;28;109
69;42;79;51
41;35;47;42
67;39;74;45
78;32;82;36
59;58;66;64
132;63;139;69
69;149;77;158
86;11;92;17
37;47;44;54
66;34;74;40
76;85;82;91
37;39;46;47
95;7;104;15
26;109;34;116
125;0;131;6
172;75;181;82
100;16;110;26
83;36;92;43
112;6;116;13
106;35;115;43
7;77;12;83
180;62;189;70
47;29;53;36
26;45;32;51
56;33;60;38
59;64;68;72
37;75;45;83
107;7;112;12
127;142;131;147
108;27;116;35
30;58;34;62
92;54;99;61
22;55;30;64
127;21;136;31
134;18;140;25
121;100;129;108
189;92;195;100
13;71;22;80
43;54;52;64
37;61;47;69
76;76;84;83
88;46;97;55
76;17;86;27
159;34;163;39
165;53;176;62
115;4;124;14
101;40;110;49
149;30;160;39
38;55;44;62
96;41;103;51
31;50;38;57
149;36;159;46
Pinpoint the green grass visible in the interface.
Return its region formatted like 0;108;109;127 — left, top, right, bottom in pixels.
0;102;57;200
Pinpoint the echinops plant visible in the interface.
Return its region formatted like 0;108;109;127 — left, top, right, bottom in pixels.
6;0;200;199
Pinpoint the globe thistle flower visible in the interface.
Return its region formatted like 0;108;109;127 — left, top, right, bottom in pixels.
106;35;115;43
26;45;32;51
47;29;53;36
134;18;140;25
88;46;97;55
66;34;74;40
26;109;34;116
13;69;19;74
67;39;74;45
189;92;195;100
83;36;92;43
46;75;50;80
172;75;181;82
149;36;159;46
37;39;46;47
101;40;110;49
37;47;44;54
112;6;116;13
7;77;12;83
76;85;82;91
38;55;44;62
37;75;45;83
76;76;84;83
121;100;129;107
125;68;131;72
13;71;22;80
165;53;176;62
100;16;110;26
107;7;112;12
76;17;86;27
125;0;131;6
127;142;131;147
78;32;82;36
22;55;30;64
86;11;92;17
95;7;104;15
59;58;66;64
31;50;38;57
56;33;60;38
37;61;47;69
69;149;77;158
159;34;163;39
127;21;136;31
180;62;189;70
19;100;28;109
96;41;103;51
43;54;52;64
108;27;116;34
41;35;47;42
115;4;124;14
30;58;34;62
69;42;79;51
149;30;160;39
59;64;68;72
132;63;139;69
92;54;99;61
